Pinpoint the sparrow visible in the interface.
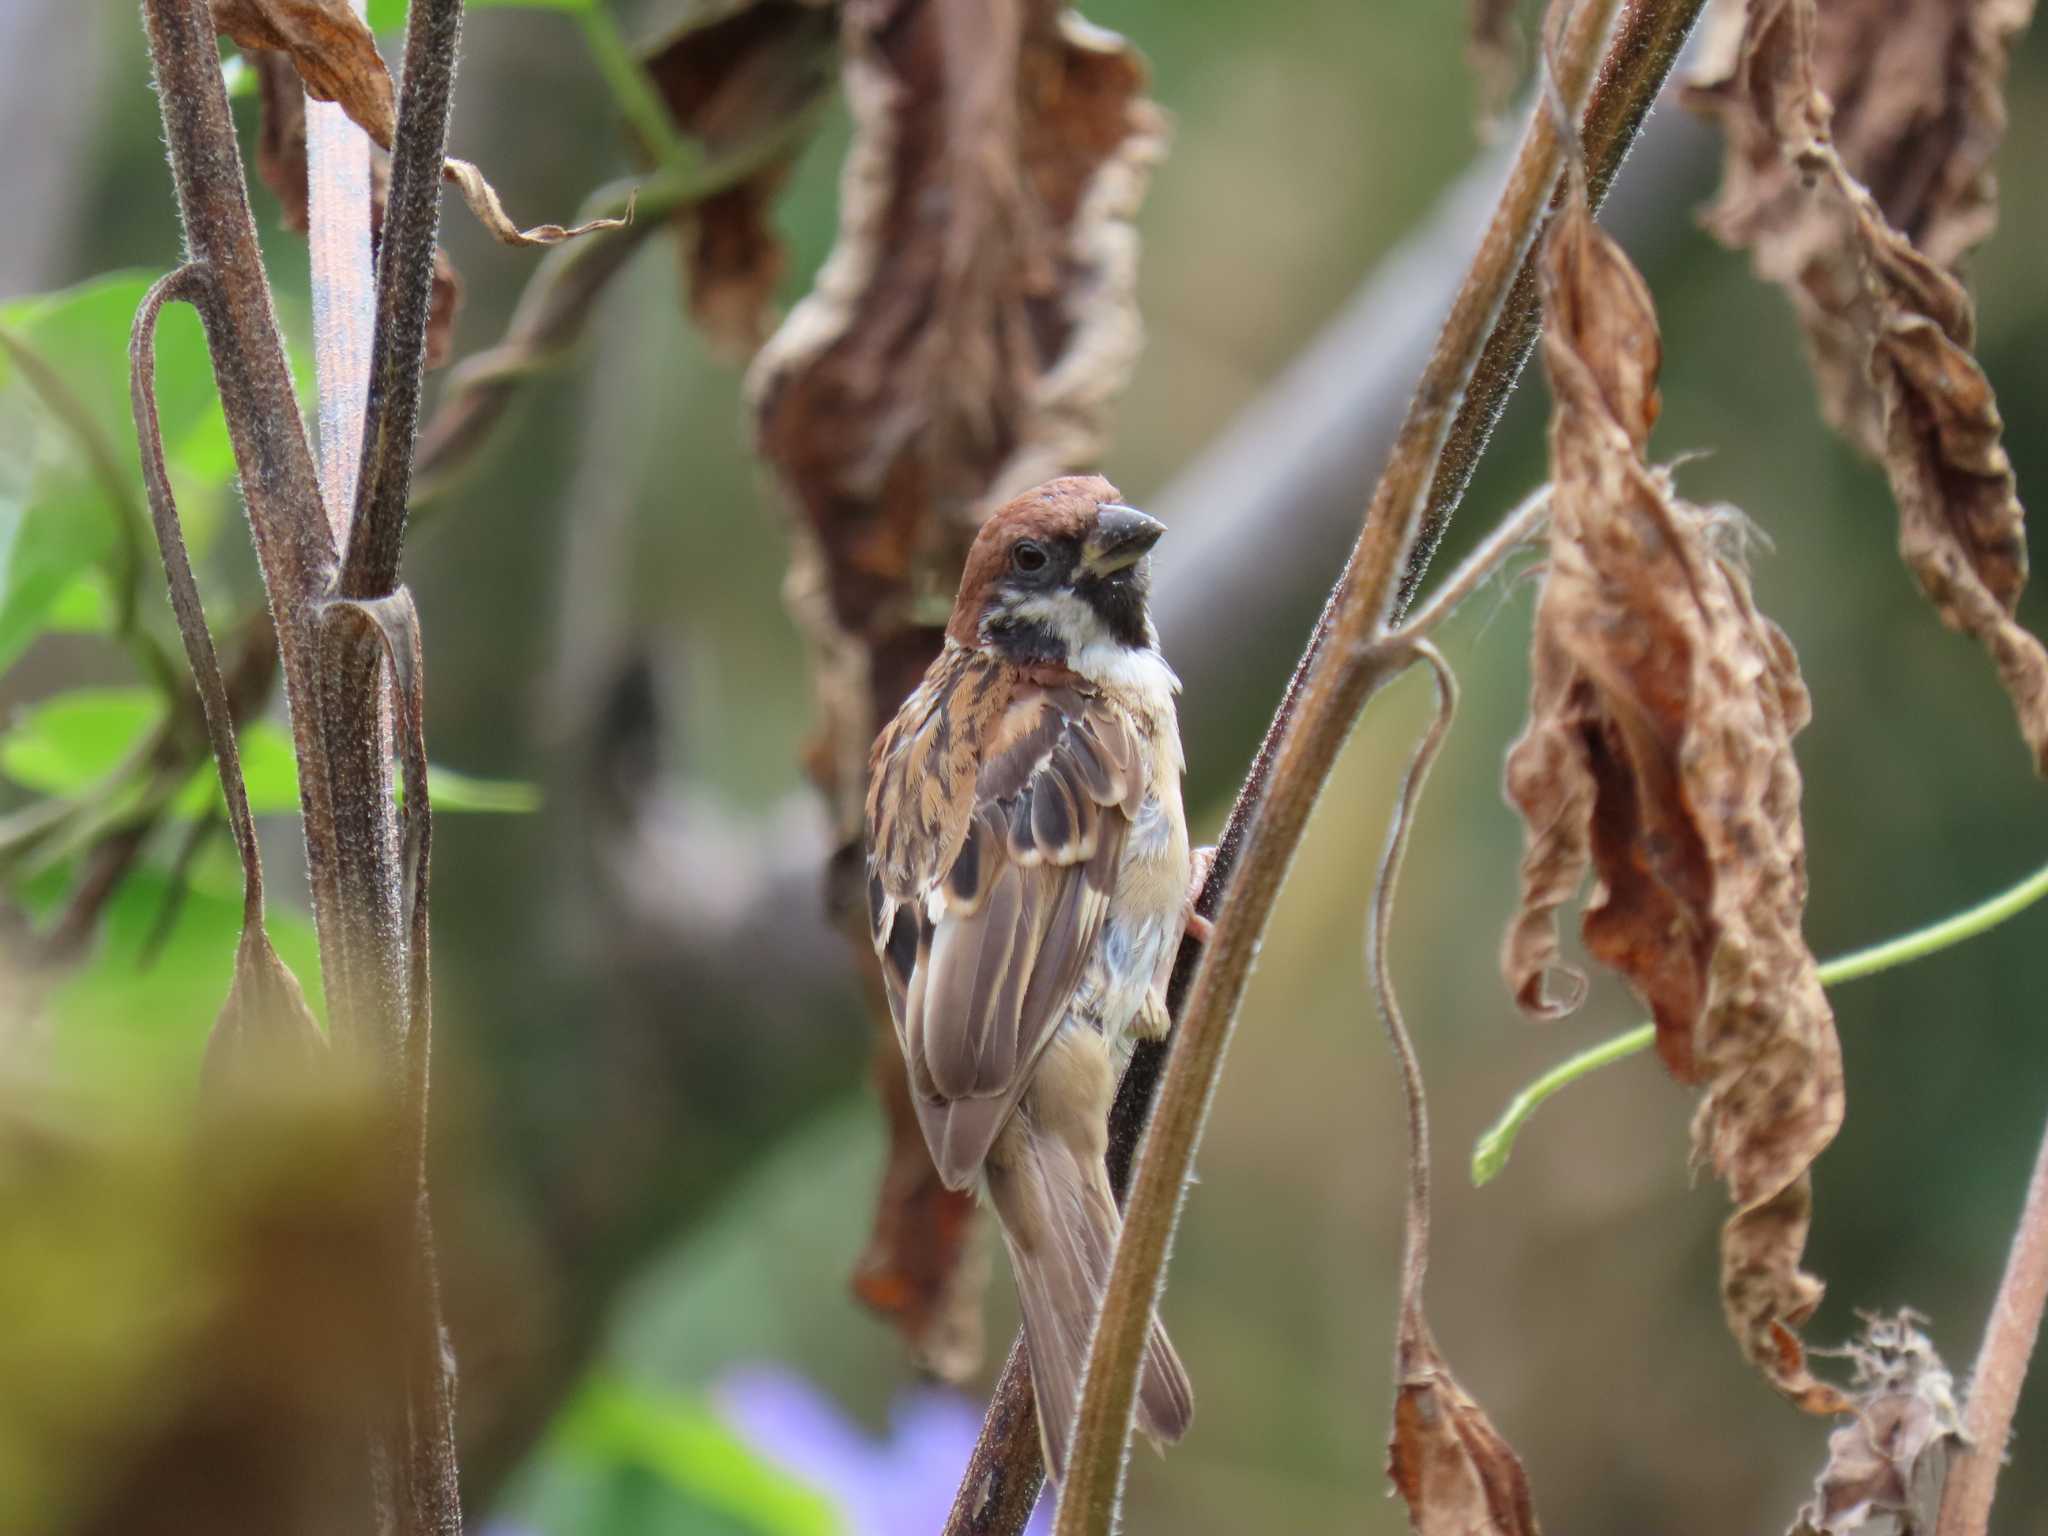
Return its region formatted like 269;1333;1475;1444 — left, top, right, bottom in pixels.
864;474;1195;1479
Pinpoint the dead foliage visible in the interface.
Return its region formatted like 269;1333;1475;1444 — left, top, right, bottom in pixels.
250;51;463;369
1389;1320;1541;1536
1382;651;1542;1536
746;0;1164;1370
216;0;624;249
641;0;839;360
1789;1312;1961;1536
1503;189;1848;1415
1688;0;2048;771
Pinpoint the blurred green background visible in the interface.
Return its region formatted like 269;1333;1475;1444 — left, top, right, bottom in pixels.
5;0;2048;1531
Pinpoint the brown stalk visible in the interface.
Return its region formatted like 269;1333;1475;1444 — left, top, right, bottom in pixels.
1936;1111;2048;1536
949;1;1706;1525
1043;0;1688;1527
136;0;464;1527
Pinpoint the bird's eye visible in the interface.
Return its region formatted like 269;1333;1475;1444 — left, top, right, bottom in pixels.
1011;541;1049;575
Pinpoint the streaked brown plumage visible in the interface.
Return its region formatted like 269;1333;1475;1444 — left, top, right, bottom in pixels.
865;475;1195;1478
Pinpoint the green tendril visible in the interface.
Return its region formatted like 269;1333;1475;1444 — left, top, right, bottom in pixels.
1471;854;2048;1186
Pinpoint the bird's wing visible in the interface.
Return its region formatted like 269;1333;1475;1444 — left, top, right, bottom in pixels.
866;655;1148;1188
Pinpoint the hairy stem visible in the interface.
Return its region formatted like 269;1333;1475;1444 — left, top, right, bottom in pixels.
1939;1113;2048;1536
1049;1;1654;1527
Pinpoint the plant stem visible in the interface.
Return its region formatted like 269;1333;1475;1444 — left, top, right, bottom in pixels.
1938;1111;2048;1536
953;3;1709;1526
576;4;687;167
345;0;462;597
1471;852;2048;1184
1048;1;1646;1527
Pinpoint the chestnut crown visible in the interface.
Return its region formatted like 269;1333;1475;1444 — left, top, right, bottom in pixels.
946;476;1166;670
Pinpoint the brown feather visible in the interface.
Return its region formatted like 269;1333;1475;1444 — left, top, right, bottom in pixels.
870;660;1147;1189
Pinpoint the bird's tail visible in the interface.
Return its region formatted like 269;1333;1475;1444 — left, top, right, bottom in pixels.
986;1118;1194;1482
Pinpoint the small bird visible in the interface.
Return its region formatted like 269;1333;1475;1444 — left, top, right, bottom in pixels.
864;474;1196;1479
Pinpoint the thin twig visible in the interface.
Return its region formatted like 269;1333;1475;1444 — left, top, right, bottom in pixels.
1937;1111;2048;1536
132;265;271;933
956;2;1708;1523
345;0;462;595
1047;0;1642;1527
1367;641;1459;1309
410;114;822;503
1389;483;1551;648
136;0;344;964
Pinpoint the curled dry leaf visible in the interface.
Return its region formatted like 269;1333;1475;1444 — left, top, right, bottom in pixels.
1789;1312;1961;1536
202;927;327;1100
748;0;1164;1368
1687;0;2048;771
251;52;463;368
641;0;839;361
1503;192;1848;1414
213;0;395;146
1389;1318;1541;1536
220;0;623;254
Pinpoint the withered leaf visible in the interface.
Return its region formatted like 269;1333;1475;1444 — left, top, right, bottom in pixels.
1503;192;1848;1414
849;1005;986;1381
1688;0;2048;771
748;0;1163;1375
220;0;625;252
201;926;326;1101
250;51;464;369
641;0;839;362
750;0;1166;833
1790;1312;1961;1536
213;0;396;148
1389;1314;1540;1536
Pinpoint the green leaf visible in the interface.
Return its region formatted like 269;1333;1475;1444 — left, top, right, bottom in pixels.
14;856;325;1098
172;718;303;819
0;273;238;669
3;686;533;819
43;573;114;635
0;460;113;671
558;1376;841;1536
0;688;163;798
369;0;591;30
423;765;543;814
2;273;234;552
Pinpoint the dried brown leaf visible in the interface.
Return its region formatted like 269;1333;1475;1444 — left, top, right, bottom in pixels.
1687;0;2048;770
850;1006;987;1382
1790;1312;1961;1535
223;0;623;256
1389;1316;1541;1536
642;0;839;360
749;0;1163;1373
440;157;634;248
750;0;1165;831
213;0;396;148
1503;193;1848;1414
201;926;327;1101
249;52;464;368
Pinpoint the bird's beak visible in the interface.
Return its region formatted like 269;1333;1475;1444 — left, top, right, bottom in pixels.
1083;503;1166;575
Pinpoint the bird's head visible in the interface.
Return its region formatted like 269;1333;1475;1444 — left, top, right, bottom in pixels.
946;475;1166;673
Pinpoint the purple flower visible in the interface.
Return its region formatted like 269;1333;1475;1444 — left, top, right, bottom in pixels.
715;1364;1050;1536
